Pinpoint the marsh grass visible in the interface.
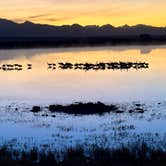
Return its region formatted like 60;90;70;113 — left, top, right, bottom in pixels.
1;143;166;166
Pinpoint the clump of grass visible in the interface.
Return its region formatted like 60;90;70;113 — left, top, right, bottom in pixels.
48;102;118;115
30;102;148;115
31;106;41;113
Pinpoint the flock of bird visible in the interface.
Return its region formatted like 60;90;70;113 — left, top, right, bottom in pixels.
48;62;149;71
0;62;149;71
0;64;32;71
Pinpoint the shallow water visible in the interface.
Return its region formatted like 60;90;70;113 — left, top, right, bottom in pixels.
0;101;166;150
1;45;166;151
0;45;166;103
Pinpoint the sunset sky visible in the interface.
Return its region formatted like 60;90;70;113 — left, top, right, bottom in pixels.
0;0;165;26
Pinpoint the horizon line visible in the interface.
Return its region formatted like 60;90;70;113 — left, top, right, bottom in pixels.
1;17;166;28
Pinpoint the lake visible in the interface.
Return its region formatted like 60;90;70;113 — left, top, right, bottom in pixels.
0;45;166;151
0;45;166;104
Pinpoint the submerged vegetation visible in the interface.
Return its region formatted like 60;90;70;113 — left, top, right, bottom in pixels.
1;143;166;166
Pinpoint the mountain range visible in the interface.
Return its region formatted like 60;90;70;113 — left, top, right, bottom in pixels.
0;18;166;37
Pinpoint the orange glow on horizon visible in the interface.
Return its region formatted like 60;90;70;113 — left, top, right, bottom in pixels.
0;0;166;27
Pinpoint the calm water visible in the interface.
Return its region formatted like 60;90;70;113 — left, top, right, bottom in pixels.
0;45;166;104
1;45;166;150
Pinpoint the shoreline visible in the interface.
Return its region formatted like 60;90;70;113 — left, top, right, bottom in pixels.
0;37;166;49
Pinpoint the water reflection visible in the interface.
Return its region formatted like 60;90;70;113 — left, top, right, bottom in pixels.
0;45;166;62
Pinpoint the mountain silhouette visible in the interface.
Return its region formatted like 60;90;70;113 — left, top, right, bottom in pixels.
0;18;166;37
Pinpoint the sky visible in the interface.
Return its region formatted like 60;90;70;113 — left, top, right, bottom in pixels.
0;0;166;26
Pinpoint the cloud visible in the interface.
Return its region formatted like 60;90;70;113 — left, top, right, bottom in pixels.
45;16;76;22
28;14;51;19
12;13;78;23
